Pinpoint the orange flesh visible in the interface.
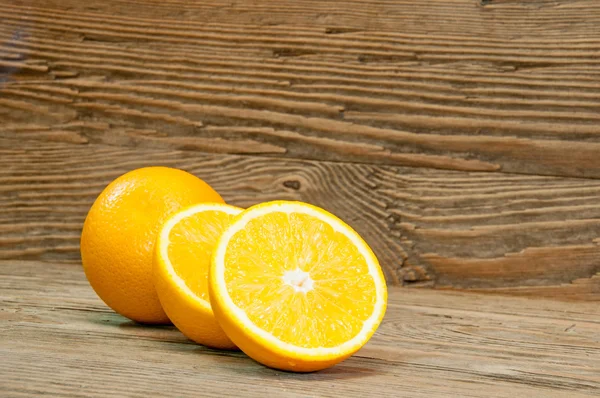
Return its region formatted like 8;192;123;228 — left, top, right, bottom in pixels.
168;211;238;301
224;211;377;348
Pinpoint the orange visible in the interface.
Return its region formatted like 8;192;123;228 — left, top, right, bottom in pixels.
209;201;387;372
153;203;242;349
80;167;223;324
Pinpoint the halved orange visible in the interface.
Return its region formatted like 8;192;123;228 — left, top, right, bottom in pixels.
154;203;243;349
209;201;387;372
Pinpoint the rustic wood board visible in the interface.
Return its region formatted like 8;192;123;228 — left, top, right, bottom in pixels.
1;138;599;296
1;0;600;178
1;260;599;397
1;0;599;298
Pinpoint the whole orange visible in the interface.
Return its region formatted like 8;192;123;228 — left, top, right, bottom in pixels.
80;167;224;324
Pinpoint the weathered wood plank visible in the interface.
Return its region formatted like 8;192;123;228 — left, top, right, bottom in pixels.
1;138;599;296
1;0;600;178
464;272;600;301
1;260;599;397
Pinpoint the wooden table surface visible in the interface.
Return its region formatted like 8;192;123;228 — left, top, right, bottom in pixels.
2;261;599;397
1;1;600;396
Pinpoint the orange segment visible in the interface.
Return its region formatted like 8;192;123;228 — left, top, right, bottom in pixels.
154;203;242;349
210;201;387;372
167;210;238;302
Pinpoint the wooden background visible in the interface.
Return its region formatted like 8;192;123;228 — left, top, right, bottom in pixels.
1;0;599;300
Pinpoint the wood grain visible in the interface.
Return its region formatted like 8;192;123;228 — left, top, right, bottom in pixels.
1;0;599;298
1;137;599;296
1;0;600;178
1;260;599;397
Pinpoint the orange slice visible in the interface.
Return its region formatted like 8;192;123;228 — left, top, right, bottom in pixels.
209;201;387;372
154;203;243;349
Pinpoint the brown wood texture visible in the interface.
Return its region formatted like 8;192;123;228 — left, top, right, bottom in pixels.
2;260;599;397
2;138;599;297
1;0;600;178
1;0;600;298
